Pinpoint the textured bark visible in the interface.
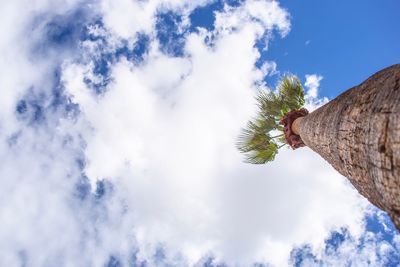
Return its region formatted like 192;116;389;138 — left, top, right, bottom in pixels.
298;64;400;230
292;117;303;136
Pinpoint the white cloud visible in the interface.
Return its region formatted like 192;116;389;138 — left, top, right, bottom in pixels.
260;60;278;76
100;0;213;39
0;0;397;267
304;74;323;99
310;226;398;266
214;0;290;38
63;2;368;266
304;74;328;110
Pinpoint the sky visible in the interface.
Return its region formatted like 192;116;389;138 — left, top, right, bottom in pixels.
0;0;399;266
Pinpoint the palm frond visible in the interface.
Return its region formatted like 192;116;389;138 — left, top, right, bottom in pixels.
244;142;279;164
237;74;305;164
278;75;305;111
256;91;282;118
236;116;274;153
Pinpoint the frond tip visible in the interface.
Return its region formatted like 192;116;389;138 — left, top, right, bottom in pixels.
237;75;306;164
278;75;305;112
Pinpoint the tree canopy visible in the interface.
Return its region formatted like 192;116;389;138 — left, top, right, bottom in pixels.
237;75;305;164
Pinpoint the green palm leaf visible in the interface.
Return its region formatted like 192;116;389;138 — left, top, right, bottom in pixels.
237;75;305;164
245;143;279;164
278;75;305;111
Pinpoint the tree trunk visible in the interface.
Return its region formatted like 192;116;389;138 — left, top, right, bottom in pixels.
298;64;400;230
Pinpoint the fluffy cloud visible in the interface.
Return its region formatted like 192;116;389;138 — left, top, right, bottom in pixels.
0;0;397;267
260;60;278;76
292;210;400;266
304;74;328;110
63;1;367;266
100;0;213;39
304;74;323;99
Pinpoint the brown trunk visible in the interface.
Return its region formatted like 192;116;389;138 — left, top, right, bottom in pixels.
292;117;303;136
298;64;400;230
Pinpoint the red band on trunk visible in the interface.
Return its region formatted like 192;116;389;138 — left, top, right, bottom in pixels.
280;108;309;149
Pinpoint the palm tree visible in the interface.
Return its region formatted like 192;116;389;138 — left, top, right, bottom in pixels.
238;64;400;230
237;75;307;163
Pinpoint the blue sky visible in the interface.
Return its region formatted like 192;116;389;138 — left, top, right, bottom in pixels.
0;0;399;266
267;0;400;98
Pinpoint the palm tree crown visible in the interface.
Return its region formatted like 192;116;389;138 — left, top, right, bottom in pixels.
237;75;305;164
